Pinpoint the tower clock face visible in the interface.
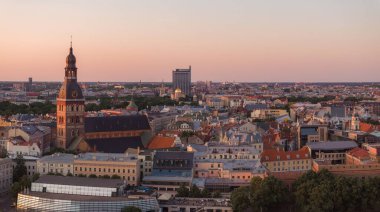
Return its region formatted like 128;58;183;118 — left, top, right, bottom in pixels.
72;91;78;98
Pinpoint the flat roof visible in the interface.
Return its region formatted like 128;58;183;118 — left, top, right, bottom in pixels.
21;192;137;202
35;175;124;188
306;141;357;151
38;153;74;163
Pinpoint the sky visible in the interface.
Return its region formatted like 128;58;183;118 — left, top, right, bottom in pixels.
0;0;379;82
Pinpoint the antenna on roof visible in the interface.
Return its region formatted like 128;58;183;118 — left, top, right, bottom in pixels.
70;35;72;48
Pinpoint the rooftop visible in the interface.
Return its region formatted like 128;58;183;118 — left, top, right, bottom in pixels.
84;115;150;133
75;152;138;162
35;175;124;188
306;141;358;151
38;153;74;164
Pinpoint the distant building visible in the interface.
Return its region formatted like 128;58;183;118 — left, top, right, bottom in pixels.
0;158;13;195
306;141;358;164
56;44;152;152
56;44;85;149
172;66;191;96
73;152;140;186
261;147;312;173
25;77;33;92
37;153;75;176
297;124;328;149
17;175;159;211
143;151;194;196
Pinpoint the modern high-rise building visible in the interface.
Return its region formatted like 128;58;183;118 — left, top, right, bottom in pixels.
172;66;191;96
56;43;85;149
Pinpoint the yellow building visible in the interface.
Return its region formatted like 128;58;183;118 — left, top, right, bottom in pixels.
251;109;288;119
261;147;312;173
73;153;140;186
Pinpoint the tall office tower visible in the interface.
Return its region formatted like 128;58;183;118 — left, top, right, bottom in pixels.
26;77;33;92
56;43;85;149
172;66;191;96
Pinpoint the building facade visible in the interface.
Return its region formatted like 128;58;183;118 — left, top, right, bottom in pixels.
73;153;140;186
0;158;13;195
172;66;191;96
56;44;85;149
17;175;159;212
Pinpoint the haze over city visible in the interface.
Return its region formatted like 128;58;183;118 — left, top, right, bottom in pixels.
1;0;379;82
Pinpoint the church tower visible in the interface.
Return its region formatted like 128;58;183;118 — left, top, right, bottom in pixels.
56;43;85;149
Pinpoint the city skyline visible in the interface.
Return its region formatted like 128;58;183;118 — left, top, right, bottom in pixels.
1;0;379;82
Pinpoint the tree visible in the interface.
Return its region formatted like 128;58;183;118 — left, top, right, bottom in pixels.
189;185;201;197
176;185;189;197
201;188;211;198
111;174;121;179
102;174;111;179
89;174;97;178
292;169;380;212
32;173;40;182
212;191;221;198
13;154;27;183
10;175;31;199
0;147;7;158
121;206;142;212
231;176;289;212
231;186;251;212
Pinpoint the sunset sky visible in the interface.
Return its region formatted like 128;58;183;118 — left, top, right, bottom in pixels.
1;0;379;82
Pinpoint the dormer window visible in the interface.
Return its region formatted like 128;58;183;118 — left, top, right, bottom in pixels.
276;156;280;160
286;155;290;159
296;154;300;159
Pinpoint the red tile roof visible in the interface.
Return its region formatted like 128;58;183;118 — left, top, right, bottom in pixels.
347;147;370;159
147;136;176;149
261;146;310;162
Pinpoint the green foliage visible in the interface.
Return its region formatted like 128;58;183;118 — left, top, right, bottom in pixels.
85;96;177;112
121;206;142;212
102;175;111;179
181;131;195;138
293;169;380;212
78;174;86;177
32;173;40;182
11;175;31;199
176;185;213;198
212;190;221;198
13;155;27;183
67;172;73;177
89;174;97;178
189;185;201;197
231;176;289;212
231;186;251;212
201;188;211;198
287;95;335;104
111;174;121;179
361;118;380;125
344;96;374;102
43;147;77;156
0;147;7;158
176;185;190;197
0;101;55;115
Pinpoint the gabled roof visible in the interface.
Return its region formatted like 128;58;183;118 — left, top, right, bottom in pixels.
148;136;175;149
261;147;310;162
306;141;357;151
347;147;370;159
84;115;150;133
85;136;143;153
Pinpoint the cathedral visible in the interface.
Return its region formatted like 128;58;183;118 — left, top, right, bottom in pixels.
56;43;85;149
56;44;152;153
